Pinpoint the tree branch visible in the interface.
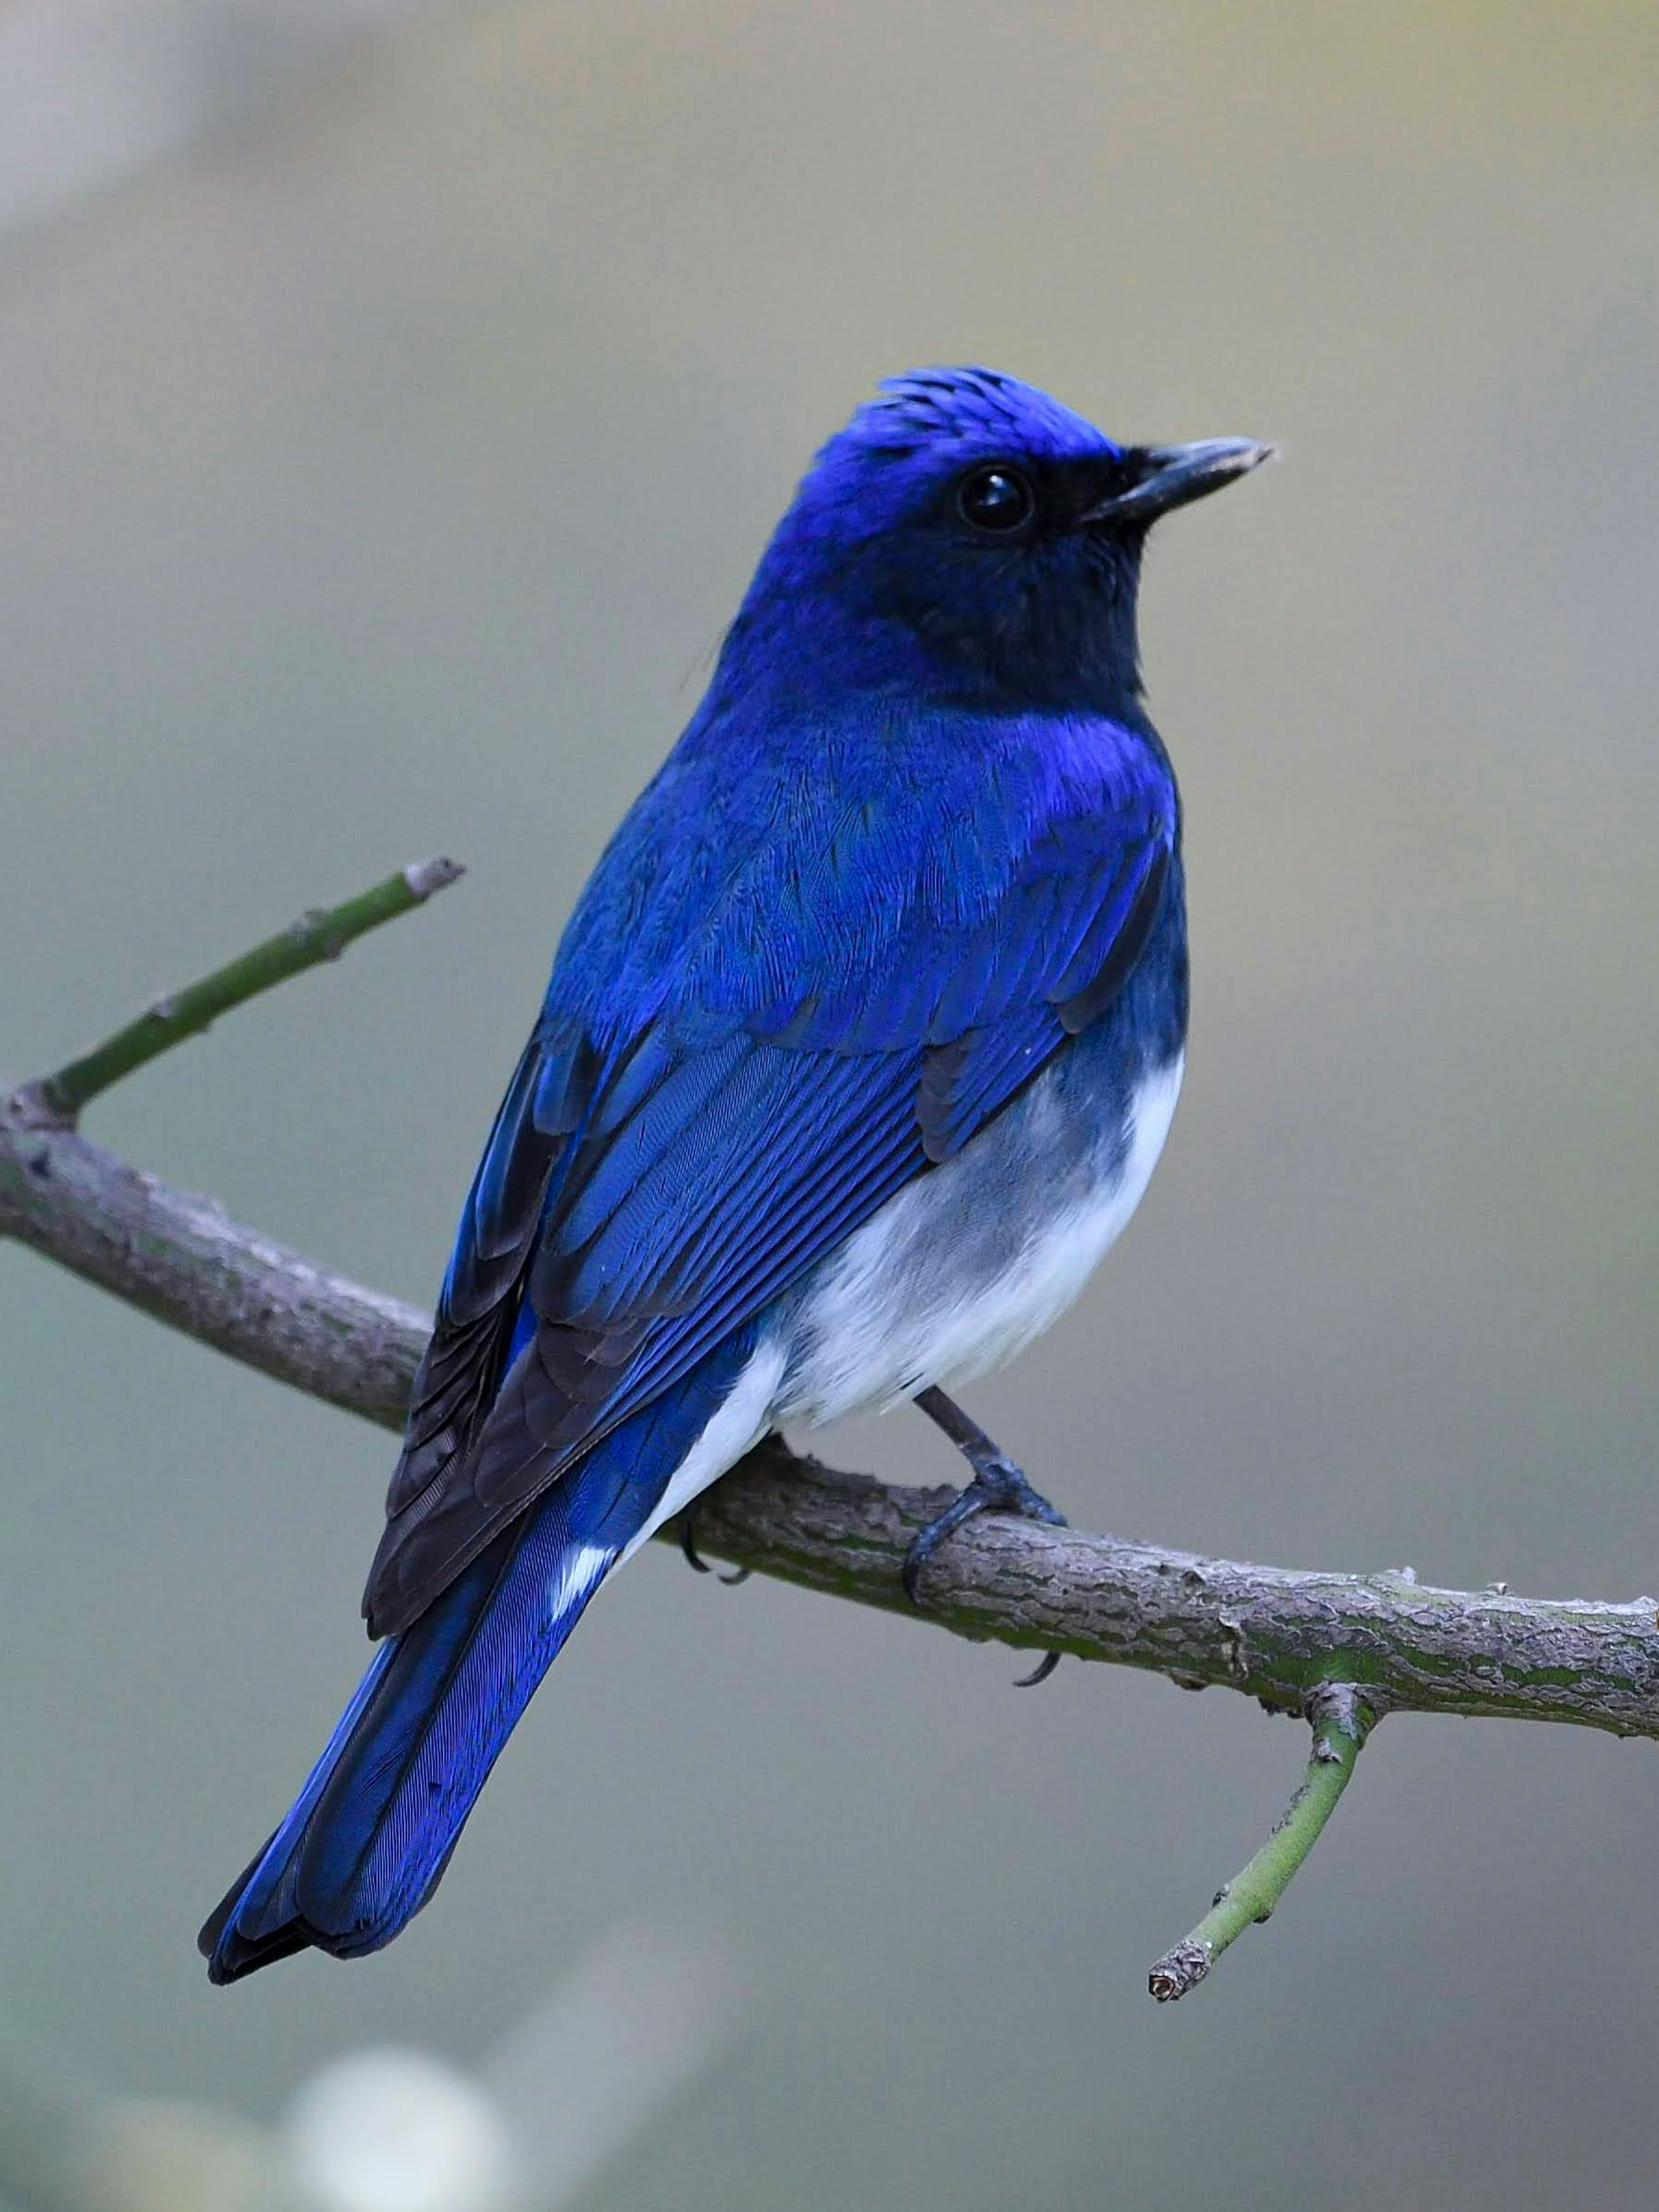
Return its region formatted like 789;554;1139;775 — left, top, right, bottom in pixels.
5;870;1656;1999
7;1088;1658;1743
14;856;464;1128
1147;1681;1373;2000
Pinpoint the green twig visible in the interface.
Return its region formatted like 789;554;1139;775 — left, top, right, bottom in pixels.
15;857;464;1126
1147;1681;1374;2002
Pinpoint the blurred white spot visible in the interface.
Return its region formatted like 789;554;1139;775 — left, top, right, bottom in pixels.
269;1923;746;2211
280;2049;522;2212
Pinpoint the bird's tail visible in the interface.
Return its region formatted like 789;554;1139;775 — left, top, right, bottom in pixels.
200;1343;755;1983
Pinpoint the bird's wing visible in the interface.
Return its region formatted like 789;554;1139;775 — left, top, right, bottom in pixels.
366;719;1175;1634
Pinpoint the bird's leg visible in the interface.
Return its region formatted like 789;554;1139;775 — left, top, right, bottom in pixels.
909;1386;1067;1540
906;1386;1065;1686
677;1500;749;1586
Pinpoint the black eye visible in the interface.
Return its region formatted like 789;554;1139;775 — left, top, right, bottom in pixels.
955;465;1037;536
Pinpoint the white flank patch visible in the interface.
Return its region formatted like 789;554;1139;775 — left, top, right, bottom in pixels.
547;1541;612;1626
615;1340;790;1567
782;1054;1185;1425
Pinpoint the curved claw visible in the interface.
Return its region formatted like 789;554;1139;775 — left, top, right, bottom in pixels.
678;1510;750;1586
679;1516;712;1574
1013;1650;1062;1689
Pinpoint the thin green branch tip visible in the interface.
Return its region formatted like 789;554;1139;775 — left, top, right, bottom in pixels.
20;856;466;1126
1147;1682;1374;2002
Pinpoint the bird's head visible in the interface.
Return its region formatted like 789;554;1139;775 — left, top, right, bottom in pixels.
724;366;1271;715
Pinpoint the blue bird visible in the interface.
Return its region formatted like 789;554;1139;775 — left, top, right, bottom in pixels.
200;368;1269;1980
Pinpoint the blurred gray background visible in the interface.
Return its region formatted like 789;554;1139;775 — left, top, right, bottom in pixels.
4;1;1659;2205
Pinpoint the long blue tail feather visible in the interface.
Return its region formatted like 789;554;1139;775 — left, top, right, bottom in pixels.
200;1337;754;1982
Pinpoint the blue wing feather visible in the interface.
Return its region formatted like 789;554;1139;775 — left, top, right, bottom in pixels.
365;706;1176;1634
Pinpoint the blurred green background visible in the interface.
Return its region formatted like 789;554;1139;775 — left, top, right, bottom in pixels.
4;2;1659;2205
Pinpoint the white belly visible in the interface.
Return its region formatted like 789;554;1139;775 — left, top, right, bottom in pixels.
775;1053;1184;1427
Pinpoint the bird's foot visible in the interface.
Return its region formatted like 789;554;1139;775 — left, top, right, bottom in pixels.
905;1384;1068;1685
678;1504;749;1585
901;1453;1067;1603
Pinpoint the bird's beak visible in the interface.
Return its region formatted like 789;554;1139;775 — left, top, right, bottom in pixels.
1082;437;1275;526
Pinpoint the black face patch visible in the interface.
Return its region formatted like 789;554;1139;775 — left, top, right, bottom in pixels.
945;452;1146;545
